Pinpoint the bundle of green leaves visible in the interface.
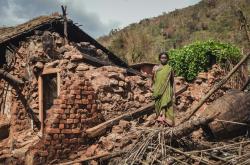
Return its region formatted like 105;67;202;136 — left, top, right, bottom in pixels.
168;40;241;81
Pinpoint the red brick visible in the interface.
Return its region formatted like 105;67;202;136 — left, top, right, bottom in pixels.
81;114;87;119
51;140;59;145
61;114;67;119
59;123;64;129
70;85;78;90
39;151;49;157
67;99;74;105
73;119;79;123
71;90;80;95
60;94;67;100
52;118;60;124
69;138;78;143
70;114;76;119
79;80;85;85
87;104;92;110
75;114;80;119
46;128;60;134
85;81;90;86
87;87;94;91
81;99;89;105
76;95;81;99
92;104;97;109
81;119;86;123
72;129;81;134
44;140;51;145
65;124;70;129
75;99;82;104
67;119;74;124
44;134;52;141
53;134;59;140
82;91;94;95
70;109;76;113
62;138;70;143
65;109;70;114
60;104;67;109
60;120;67;124
60;90;67;95
87;95;93;100
55;144;62;149
53;99;62;105
53;109;64;114
61;129;72;134
59;134;65;139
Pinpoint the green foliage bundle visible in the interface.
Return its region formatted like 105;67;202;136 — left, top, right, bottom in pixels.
168;40;241;81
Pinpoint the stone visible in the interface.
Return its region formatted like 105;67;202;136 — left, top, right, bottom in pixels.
66;63;77;70
71;54;83;61
85;144;99;157
76;64;89;71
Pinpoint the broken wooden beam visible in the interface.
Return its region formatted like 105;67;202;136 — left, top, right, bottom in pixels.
57;151;125;165
86;85;188;138
86;102;154;138
179;52;250;124
0;69;24;85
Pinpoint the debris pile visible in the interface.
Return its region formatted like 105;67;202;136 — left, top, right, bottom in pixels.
84;66;152;120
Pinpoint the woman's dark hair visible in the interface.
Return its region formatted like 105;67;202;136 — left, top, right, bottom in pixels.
158;52;169;60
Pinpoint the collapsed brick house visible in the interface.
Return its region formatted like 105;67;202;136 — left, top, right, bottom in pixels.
0;15;152;164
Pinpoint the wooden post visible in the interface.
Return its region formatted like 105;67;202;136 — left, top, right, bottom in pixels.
38;76;44;134
61;5;68;44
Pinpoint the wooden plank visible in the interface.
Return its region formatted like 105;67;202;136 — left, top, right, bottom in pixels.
42;68;60;75
38;76;44;134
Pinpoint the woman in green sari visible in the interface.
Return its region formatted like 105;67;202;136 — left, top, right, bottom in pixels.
152;52;175;126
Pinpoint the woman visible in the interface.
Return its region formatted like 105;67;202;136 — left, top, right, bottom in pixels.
152;52;175;126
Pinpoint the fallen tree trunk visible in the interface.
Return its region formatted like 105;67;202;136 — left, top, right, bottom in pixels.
86;85;188;138
0;69;24;85
201;90;250;139
165;115;216;139
179;52;250;124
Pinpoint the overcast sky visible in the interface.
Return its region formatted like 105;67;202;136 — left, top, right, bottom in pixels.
0;0;201;38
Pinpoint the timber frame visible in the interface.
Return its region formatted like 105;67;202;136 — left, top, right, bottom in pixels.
38;68;60;135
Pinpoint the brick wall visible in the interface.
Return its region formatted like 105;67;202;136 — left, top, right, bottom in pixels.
26;73;104;164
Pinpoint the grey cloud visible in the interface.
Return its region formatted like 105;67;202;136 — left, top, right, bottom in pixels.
0;0;120;38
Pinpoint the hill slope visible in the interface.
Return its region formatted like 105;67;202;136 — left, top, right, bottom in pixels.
98;0;250;64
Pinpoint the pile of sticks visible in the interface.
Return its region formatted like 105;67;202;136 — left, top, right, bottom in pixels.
119;125;250;165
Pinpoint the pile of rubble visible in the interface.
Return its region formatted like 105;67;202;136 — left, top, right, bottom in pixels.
84;66;152;120
175;64;229;116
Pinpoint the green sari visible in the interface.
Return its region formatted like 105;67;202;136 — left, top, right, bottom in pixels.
153;64;174;124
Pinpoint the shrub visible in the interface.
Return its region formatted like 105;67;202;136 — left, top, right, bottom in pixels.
168;40;241;81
